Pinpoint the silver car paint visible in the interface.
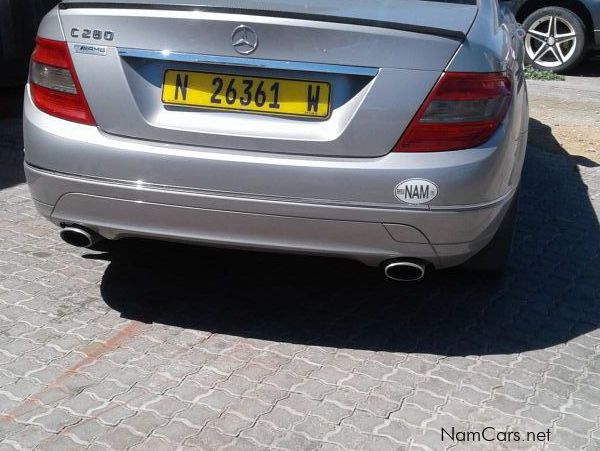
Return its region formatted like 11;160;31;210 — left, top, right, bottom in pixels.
24;0;529;268
60;8;462;157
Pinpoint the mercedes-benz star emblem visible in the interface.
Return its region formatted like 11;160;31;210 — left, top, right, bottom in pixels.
232;25;258;55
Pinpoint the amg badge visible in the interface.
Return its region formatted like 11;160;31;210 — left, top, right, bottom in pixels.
73;44;107;56
395;179;438;204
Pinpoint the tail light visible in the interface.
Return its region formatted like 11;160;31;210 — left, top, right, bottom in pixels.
394;72;512;152
29;37;96;125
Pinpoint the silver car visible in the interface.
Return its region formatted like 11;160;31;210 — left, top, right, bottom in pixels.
24;0;529;281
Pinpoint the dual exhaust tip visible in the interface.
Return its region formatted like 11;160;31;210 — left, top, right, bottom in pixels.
383;260;427;282
59;226;101;249
59;225;428;281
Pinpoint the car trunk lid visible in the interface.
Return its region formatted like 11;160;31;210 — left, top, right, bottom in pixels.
58;0;478;157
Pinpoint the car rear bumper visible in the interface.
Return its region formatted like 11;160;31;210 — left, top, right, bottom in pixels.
23;88;527;268
25;163;516;268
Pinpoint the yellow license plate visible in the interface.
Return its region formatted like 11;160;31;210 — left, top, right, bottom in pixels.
162;70;331;118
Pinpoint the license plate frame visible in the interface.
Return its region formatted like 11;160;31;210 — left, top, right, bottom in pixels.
161;69;332;119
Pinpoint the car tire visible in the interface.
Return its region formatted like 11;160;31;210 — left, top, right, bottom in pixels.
523;7;586;73
463;191;519;273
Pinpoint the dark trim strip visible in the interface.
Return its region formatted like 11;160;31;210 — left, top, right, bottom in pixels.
58;2;466;40
118;48;380;76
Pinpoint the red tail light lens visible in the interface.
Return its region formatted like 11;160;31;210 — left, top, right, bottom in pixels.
394;72;512;152
29;37;96;125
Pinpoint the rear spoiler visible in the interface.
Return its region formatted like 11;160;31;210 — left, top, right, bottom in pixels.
58;2;467;41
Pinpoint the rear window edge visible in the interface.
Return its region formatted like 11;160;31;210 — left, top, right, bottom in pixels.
58;2;467;41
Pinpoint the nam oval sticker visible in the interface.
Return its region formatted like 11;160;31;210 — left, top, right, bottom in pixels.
395;179;439;204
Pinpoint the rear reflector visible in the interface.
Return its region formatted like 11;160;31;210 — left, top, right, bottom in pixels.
29;37;95;125
394;72;512;152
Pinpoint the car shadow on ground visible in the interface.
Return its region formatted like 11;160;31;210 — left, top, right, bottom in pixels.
93;119;600;356
569;53;600;77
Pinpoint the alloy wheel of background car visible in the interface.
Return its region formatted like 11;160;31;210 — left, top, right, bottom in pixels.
523;7;586;73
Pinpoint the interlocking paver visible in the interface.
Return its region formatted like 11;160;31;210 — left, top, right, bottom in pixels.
128;435;174;451
374;419;413;445
141;395;188;418
326;424;369;450
95;425;145;449
273;430;321;451
217;374;258;397
175;403;220;429
389;404;431;428
183;426;235;449
226;396;272;421
94;403;137;427
166;378;210;403
242;384;288;405
1;106;600;451
152;419;200;445
221;436;270;451
62;419;112;445
4;424;54;449
206;411;253;436
362;434;405;451
58;392;107;417
120;409;168;436
260;406;304;430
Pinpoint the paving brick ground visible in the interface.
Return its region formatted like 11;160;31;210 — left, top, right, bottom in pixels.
0;104;599;450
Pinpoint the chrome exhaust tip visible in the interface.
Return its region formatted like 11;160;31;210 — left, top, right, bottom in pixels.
384;260;427;282
59;226;101;248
